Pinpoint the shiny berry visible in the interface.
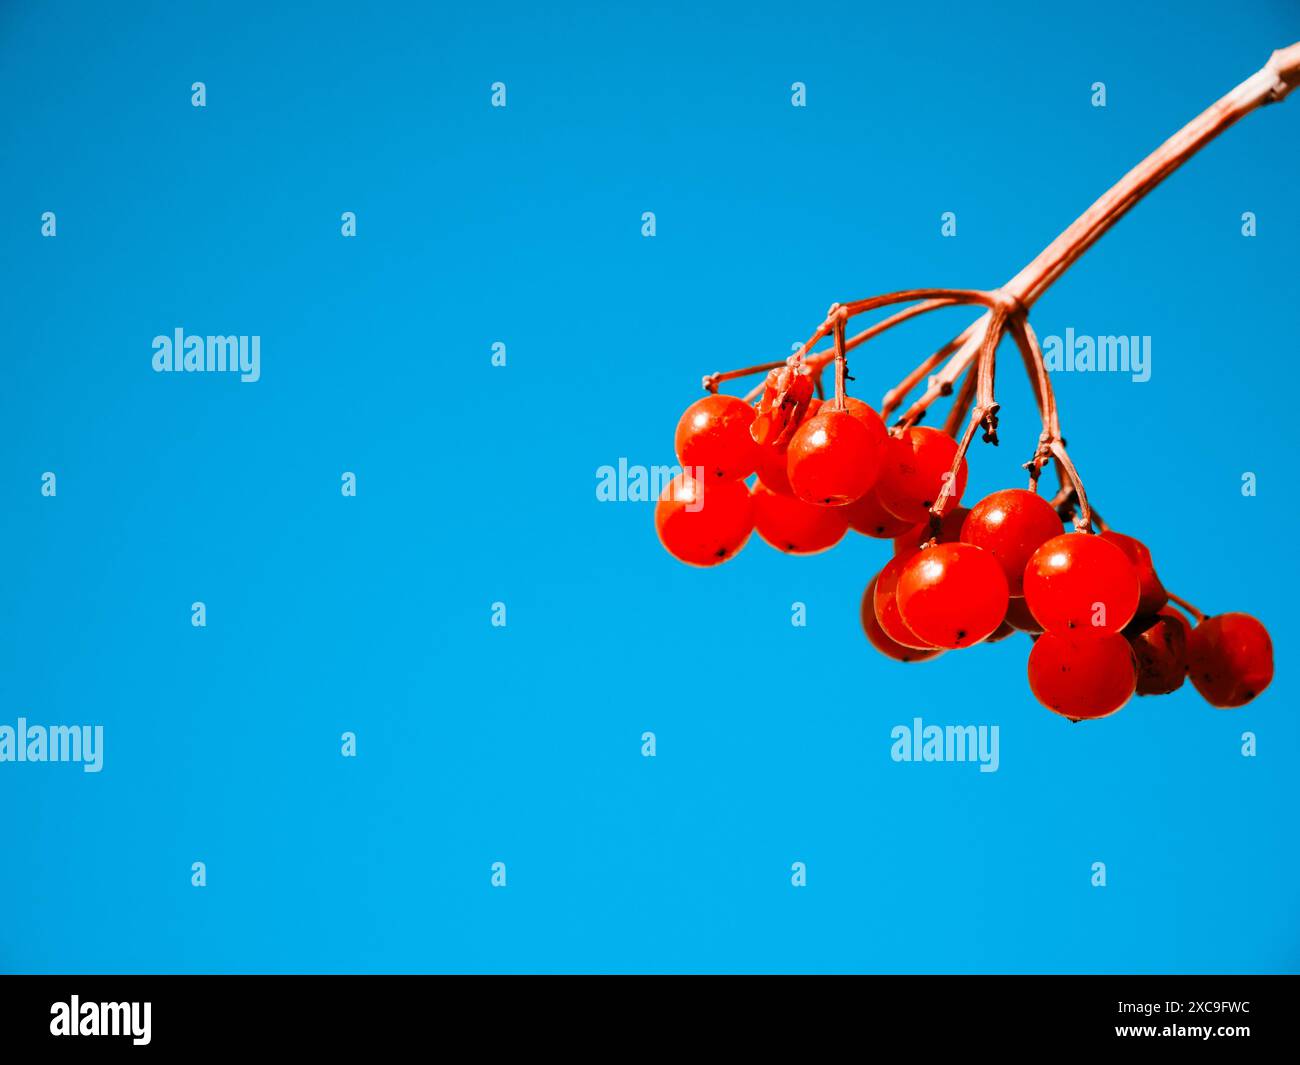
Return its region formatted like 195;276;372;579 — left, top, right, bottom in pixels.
843;487;917;538
751;482;848;555
1028;632;1137;720
1022;533;1140;638
1127;608;1188;696
753;399;823;496
654;473;753;567
895;542;1009;649
840;397;889;451
960;488;1063;596
876;426;968;521
1186;612;1274;708
786;408;884;507
673;394;759;481
873;552;936;650
754;444;794;496
861;578;944;663
1100;530;1168;616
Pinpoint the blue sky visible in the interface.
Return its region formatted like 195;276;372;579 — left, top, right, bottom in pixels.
0;0;1297;972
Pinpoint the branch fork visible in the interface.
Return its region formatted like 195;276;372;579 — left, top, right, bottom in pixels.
693;44;1298;538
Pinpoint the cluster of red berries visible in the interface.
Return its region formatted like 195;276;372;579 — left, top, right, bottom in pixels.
654;378;1274;721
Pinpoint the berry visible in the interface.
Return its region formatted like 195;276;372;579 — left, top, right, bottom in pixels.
1028;632;1137;720
861;578;945;663
1186;612;1274;708
673;394;759;481
895;542;1009;648
754;444;794;496
840;397;889;452
843;487;917;538
654;473;753;567
753;399;823;496
873;552;937;650
1022;533;1140;638
893;506;970;555
1004;596;1044;634
876;426;969;521
960;488;1063;595
1127;608;1188;696
786;408;884;507
751;482;848;555
1100;530;1168;616
1161;605;1193;641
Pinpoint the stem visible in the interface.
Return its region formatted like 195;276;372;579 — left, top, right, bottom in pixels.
917;45;1300;402
1004;43;1300;308
1167;592;1207;624
882;326;970;422
831;308;848;409
725;291;980;403
931;308;1008;522
942;365;978;438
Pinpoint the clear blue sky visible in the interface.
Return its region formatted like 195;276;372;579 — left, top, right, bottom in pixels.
1;0;1297;972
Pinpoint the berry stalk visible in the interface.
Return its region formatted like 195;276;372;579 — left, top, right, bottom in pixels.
911;43;1300;417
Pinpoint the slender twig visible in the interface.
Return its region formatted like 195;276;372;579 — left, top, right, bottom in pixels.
931;309;1008;523
942;365;978;438
1167;592;1207;623
831;307;848;409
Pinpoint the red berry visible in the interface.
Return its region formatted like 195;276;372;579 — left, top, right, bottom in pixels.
895;542;1009;648
786;408;883;507
892;506;970;554
673;394;759;481
754;444;794;496
861;578;944;663
1186;612;1274;708
1027;632;1137;720
1022;533;1140;638
654;473;753;567
751;482;848;555
1004;596;1044;634
840;397;889;451
843;487;917;538
753;399;823;496
875;426;968;521
1100;530;1168;616
1127;608;1188;696
960;488;1063;596
873;552;937;650
1161;604;1193;641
